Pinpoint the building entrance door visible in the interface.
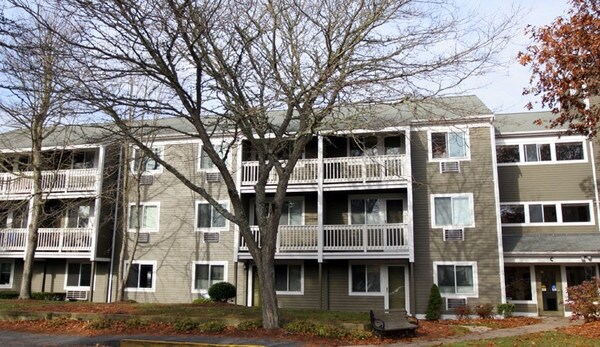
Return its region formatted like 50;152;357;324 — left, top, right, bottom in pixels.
387;266;406;310
535;266;563;316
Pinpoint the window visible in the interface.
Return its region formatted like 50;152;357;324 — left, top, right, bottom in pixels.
434;262;477;296
556;142;584;161
524;143;551;162
432;194;474;228
199;140;231;170
72;151;95;169
66;204;92;228
0;261;13;288
350;264;381;294
125;261;155;291
505;267;532;301
279;200;303;226
196;202;227;230
192;262;226;292
496;145;520;163
132;146;163;173
496;140;586;165
10;205;29;229
351;199;381;225
430;131;468;160
129;203;159;232
66;262;91;288
350;137;378;157
275;264;302;294
566;266;596;287
500;201;592;225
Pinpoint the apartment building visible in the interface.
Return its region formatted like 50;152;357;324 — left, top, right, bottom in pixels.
0;127;117;302
1;96;598;318
495;112;600;317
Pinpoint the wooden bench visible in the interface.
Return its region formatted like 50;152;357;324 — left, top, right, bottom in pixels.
369;309;418;338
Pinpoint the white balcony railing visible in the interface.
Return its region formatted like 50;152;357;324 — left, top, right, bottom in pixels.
0;169;99;196
0;227;94;253
240;155;406;186
239;223;408;254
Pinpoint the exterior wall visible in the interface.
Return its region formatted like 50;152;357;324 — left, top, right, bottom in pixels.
276;261;322;309
121;140;243;303
327;260;384;311
411;125;503;315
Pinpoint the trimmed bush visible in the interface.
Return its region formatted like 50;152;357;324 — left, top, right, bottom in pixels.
425;284;443;321
199;320;226;333
208;282;236;302
0;291;19;299
85;318;114;330
32;292;66;301
566;277;600;322
192;297;213;305
283;320;348;338
475;303;494;319
124;318;149;328
454;304;472;320
237;320;262;331
173;318;198;332
496;303;515;318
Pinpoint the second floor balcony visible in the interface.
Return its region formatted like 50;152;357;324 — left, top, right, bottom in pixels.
238;223;411;260
0;168;100;197
0;227;94;255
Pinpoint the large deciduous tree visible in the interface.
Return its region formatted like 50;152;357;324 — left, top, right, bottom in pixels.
519;0;600;137
22;0;515;327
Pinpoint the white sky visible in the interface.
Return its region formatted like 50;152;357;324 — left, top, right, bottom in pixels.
456;0;570;114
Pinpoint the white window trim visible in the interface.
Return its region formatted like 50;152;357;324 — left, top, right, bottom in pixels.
124;260;157;292
0;259;14;289
348;263;384;297
197;139;233;172
430;193;475;228
128;202;161;233
131;146;164;174
496;137;588;166
505;265;536;305
191;261;228;295
275;262;304;295
348;194;405;225
427;127;471;162
500;200;595;226
195;200;230;232
64;261;92;290
433;261;479;299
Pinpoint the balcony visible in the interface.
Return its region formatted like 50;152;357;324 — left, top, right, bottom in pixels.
241;155;407;187
238;223;411;259
0;169;99;197
0;227;94;255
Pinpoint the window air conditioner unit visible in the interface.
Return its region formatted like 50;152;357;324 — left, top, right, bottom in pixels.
446;298;467;310
203;232;220;243
139;175;154;185
66;290;89;301
205;172;222;183
440;161;460;173
138;232;150;243
443;228;464;241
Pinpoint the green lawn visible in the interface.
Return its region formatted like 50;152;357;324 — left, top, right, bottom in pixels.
443;331;600;346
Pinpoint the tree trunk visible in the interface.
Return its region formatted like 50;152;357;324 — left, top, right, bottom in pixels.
255;253;279;329
19;134;43;300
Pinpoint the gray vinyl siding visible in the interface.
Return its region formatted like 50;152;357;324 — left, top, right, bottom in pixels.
121;141;240;303
327;261;384;311
276;261;321;309
411;125;503;315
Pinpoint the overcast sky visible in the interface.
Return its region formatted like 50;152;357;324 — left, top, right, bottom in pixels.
456;0;570;114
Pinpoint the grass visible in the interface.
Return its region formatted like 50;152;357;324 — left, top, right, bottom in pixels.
443;331;600;346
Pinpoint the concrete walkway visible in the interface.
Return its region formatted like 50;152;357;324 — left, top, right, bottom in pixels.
384;316;584;347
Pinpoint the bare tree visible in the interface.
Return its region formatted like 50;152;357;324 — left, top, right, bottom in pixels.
22;0;518;326
0;6;77;299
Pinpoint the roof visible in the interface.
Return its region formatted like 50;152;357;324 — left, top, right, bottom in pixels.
494;111;569;135
503;234;600;254
0;124;119;150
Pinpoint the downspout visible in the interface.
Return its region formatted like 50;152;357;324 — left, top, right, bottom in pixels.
106;144;124;303
490;123;507;303
589;141;600;232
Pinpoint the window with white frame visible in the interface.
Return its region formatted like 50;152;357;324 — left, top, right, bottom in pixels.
432;194;474;228
66;262;91;288
500;201;592;225
350;264;381;294
251;198;304;226
434;262;478;297
504;266;533;301
129;203;159;232
430;130;468;160
192;262;226;293
350;197;404;225
125;261;156;291
496;140;585;164
275;264;303;294
65;204;92;228
0;261;13;288
132;146;163;173
199;140;230;170
196;202;228;231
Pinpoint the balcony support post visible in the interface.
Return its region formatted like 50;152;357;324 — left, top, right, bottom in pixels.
317;135;324;263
